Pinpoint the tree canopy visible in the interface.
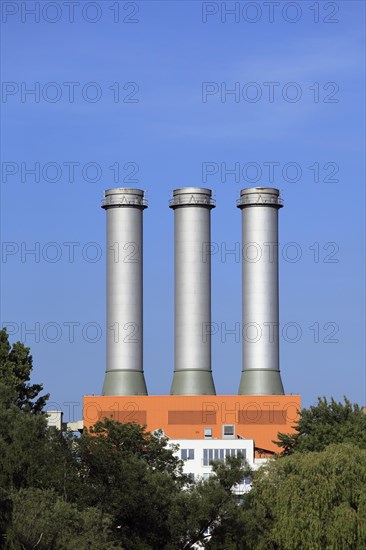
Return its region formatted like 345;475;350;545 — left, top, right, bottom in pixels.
0;328;48;413
275;396;366;455
245;443;366;550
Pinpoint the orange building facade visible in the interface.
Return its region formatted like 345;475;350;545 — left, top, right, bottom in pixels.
83;394;301;455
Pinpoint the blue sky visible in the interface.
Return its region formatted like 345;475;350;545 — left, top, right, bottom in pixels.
1;0;365;420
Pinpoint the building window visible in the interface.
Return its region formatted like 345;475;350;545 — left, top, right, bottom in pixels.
181;449;195;461
203;448;213;466
223;424;235;438
204;427;212;438
203;449;208;466
203;448;246;466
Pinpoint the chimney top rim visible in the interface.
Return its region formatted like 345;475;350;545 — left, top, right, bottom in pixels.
240;187;280;196
104;188;145;196
172;187;213;197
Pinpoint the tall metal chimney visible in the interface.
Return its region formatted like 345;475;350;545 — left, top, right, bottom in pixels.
101;188;148;396
169;188;216;395
237;187;285;395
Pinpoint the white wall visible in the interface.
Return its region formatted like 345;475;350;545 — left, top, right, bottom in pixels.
169;438;255;492
46;410;63;430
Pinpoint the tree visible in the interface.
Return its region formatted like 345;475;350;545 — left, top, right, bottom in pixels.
167;456;251;550
0;329;48;413
10;488;119;550
0;386;80;500
248;443;366;550
81;419;182;477
275;396;366;455
77;419;185;549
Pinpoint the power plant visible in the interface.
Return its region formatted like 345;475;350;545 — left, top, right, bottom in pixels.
84;186;300;476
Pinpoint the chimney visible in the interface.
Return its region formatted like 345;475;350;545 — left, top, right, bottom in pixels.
101;188;148;396
169;188;216;395
237;187;285;395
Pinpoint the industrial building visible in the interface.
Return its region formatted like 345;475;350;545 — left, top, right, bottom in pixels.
82;186;301;481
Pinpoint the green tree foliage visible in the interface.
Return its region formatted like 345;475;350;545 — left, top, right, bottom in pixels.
275;396;366;455
167;456;249;550
248;443;366;550
81;419;182;478
10;488;119;550
0;387;80;499
0;329;48;413
77;420;183;549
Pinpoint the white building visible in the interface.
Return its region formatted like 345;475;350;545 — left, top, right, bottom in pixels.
169;437;255;494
